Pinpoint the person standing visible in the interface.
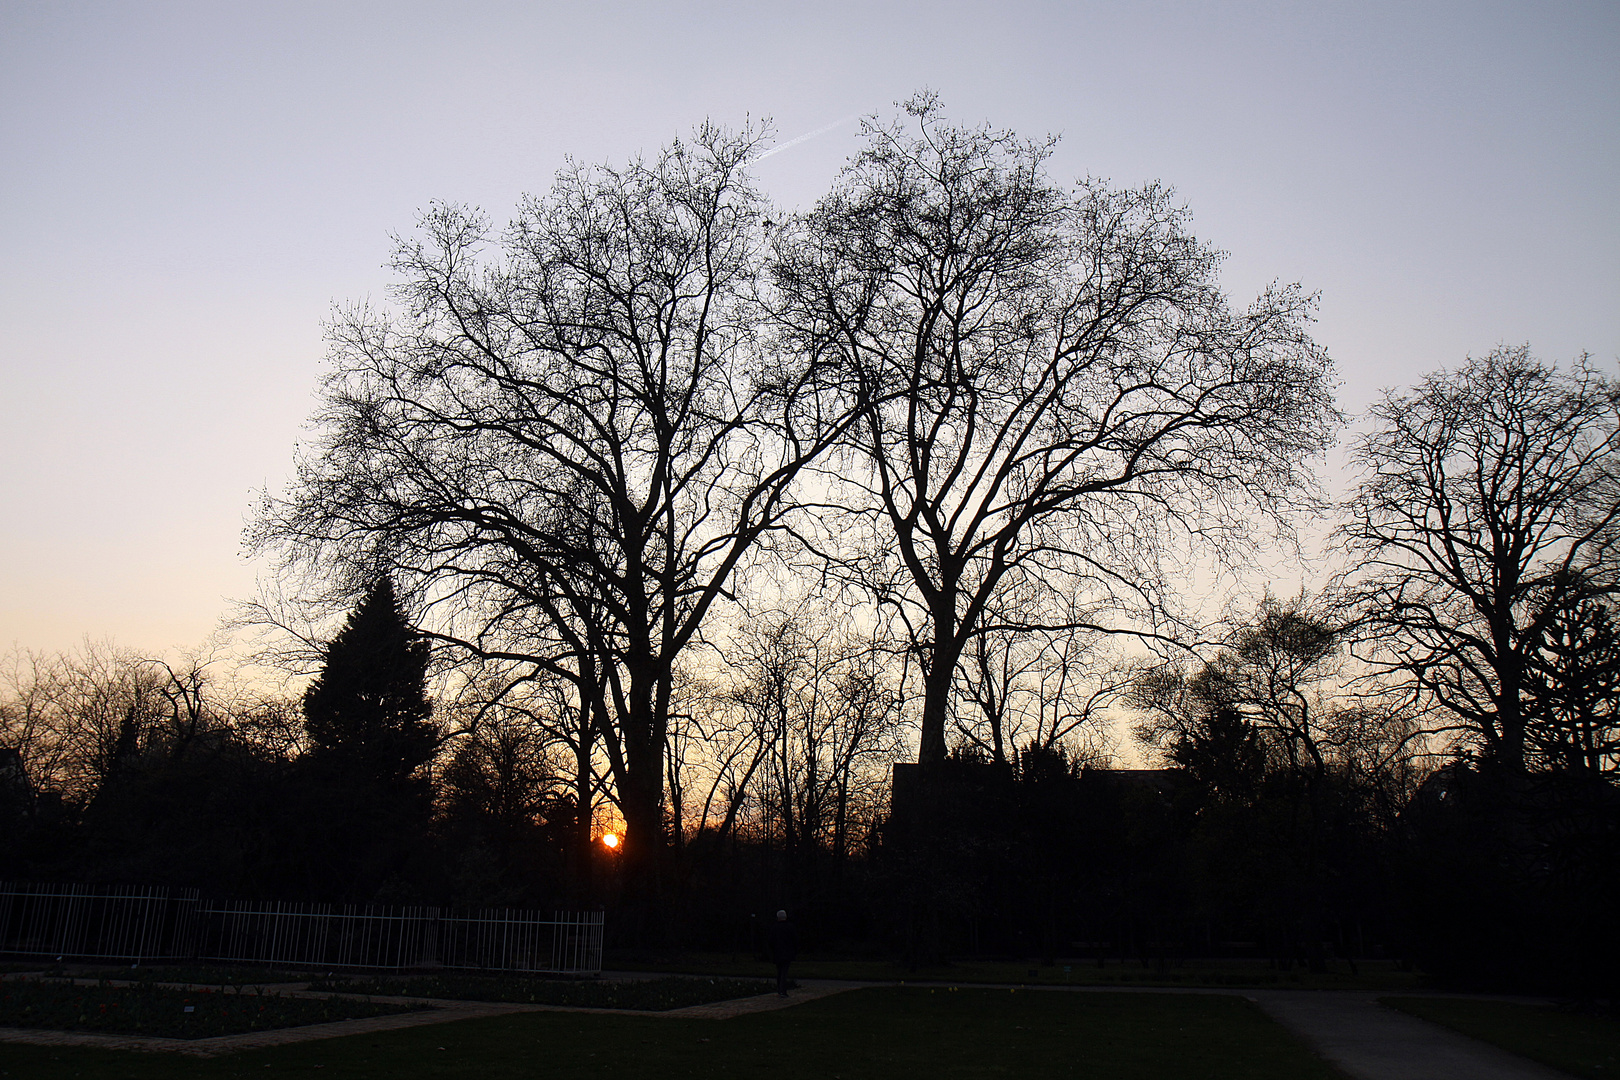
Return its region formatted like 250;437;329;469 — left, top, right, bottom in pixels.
767;909;797;996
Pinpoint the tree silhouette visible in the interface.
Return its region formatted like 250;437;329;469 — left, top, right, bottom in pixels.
775;94;1339;766
255;125;852;897
299;576;438;898
1167;707;1268;808
1340;347;1620;776
302;577;437;788
1524;584;1620;775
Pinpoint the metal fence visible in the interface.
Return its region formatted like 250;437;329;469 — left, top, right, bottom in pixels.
439;907;604;974
0;882;201;962
200;901;443;971
0;882;603;974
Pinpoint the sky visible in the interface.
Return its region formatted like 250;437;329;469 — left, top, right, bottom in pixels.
1;0;1616;661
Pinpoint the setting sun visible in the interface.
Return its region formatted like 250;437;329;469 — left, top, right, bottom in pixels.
601;833;620;850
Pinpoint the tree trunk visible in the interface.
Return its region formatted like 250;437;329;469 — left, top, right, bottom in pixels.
618;648;666;908
919;631;963;766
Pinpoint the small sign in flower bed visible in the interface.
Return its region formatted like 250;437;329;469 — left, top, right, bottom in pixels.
0;979;423;1038
308;973;782;1010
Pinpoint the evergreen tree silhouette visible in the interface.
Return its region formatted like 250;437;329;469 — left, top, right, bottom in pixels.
1169;707;1268;808
298;576;439;899
303;577;437;787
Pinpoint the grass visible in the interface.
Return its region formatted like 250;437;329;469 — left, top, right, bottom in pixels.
0;978;420;1039
606;949;1423;991
307;973;783;1009
0;986;1341;1079
1384;996;1620;1078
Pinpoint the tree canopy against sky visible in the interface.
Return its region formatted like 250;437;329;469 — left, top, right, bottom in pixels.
255;123;849;877
775;96;1341;764
1339;346;1620;774
5;6;1614;661
253;100;1350;889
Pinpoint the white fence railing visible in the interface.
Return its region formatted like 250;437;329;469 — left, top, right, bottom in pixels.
438;907;604;974
0;882;604;974
202;901;443;971
0;882;200;963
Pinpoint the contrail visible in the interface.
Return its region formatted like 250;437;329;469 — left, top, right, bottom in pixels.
754;115;860;162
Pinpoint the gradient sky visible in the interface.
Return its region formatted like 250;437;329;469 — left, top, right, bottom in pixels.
2;0;1616;659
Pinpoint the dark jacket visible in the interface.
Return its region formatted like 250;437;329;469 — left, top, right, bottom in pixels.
767;919;797;964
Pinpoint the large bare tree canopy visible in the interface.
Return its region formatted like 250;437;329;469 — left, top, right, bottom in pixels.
252;124;844;869
1339;346;1620;774
773;96;1340;764
253;101;1342;892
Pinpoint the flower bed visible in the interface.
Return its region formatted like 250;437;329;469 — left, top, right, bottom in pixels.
0;979;422;1038
81;964;313;986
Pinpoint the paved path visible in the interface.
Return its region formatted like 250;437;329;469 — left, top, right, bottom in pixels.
657;979;866;1019
1249;990;1571;1080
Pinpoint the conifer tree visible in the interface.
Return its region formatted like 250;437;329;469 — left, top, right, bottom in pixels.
297;577;439;899
302;576;437;788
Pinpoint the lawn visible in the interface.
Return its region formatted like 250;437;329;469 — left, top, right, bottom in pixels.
1383;996;1620;1079
0;986;1340;1079
606;950;1422;991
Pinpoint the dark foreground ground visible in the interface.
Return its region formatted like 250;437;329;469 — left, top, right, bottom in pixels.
1;986;1339;1080
4;958;1617;1080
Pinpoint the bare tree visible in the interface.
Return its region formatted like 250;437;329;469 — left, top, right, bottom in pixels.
439;709;568;860
0;648;78;799
954;586;1126;765
820;636;907;862
702;606;903;867
253;123;851;887
1135;595;1418;786
1131;594;1425;823
774;95;1339;766
0;643;269;805
1338;347;1620;775
1523;589;1620;776
683;675;772;849
444;649;612;867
